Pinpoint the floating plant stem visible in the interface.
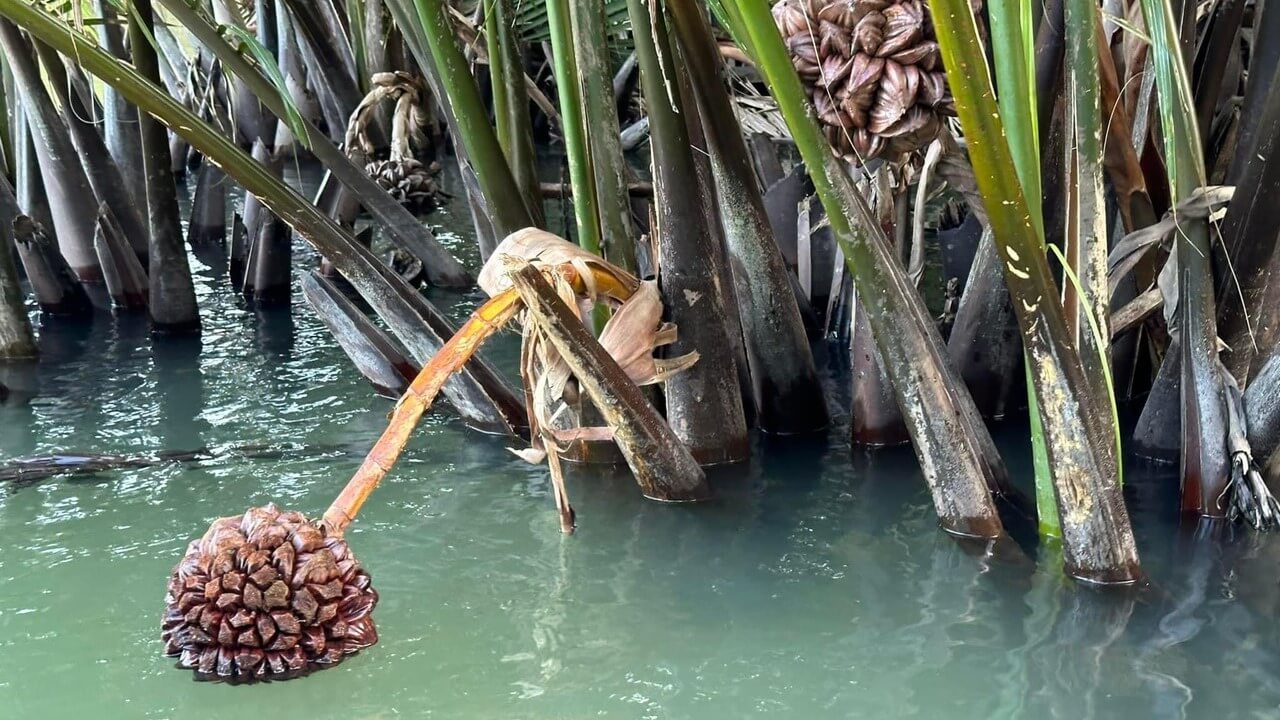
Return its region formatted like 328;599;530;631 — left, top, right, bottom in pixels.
323;287;525;533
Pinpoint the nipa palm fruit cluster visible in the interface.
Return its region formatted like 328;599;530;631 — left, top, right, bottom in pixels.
366;156;444;212
161;504;378;680
773;0;958;162
348;72;445;213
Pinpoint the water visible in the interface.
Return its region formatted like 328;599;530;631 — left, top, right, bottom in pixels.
4;183;1280;719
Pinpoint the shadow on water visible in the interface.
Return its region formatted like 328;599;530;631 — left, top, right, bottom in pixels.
251;303;296;359
154;331;207;451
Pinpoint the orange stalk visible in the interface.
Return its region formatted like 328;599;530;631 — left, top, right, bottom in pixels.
322;286;523;533
321;263;638;535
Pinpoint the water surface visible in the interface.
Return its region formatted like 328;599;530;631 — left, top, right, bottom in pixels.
2;176;1279;720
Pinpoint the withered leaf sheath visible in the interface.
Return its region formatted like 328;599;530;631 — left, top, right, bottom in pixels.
772;0;961;161
161;504;378;680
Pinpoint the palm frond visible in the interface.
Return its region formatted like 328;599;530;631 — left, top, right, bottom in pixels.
510;0;629;58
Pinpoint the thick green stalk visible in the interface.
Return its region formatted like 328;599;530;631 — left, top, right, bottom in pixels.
485;2;509;146
729;0;1007;537
347;0;368;92
0;60;10;178
989;0;1040;229
1027;386;1057;535
1065;0;1120;476
1140;0;1206;197
569;0;636;271
411;0;534;237
1024;4;1071;526
385;0;500;254
484;0;543;225
928;0;1140;582
543;0;602;258
705;0;752;57
990;0;1054;534
1139;0;1226;517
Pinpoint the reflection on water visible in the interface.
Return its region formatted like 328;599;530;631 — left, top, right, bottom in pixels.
2;174;1279;719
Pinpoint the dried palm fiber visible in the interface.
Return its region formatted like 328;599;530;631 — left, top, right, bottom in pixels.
161;504;378;680
773;0;965;162
490;236;698;528
476;230;695;391
321;229;702;537
484;231;695;524
346;72;444;213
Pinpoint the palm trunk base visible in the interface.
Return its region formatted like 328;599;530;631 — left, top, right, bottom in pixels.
851;304;910;447
1133;346;1182;464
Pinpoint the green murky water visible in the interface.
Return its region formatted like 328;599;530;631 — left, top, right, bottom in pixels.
4;174;1280;719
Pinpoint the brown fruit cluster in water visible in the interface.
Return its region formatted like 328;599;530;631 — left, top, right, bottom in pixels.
161;504;378;680
773;0;959;162
366;157;444;213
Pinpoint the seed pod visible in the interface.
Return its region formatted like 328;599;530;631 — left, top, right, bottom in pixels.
365;158;444;213
772;0;971;162
161;504;378;681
